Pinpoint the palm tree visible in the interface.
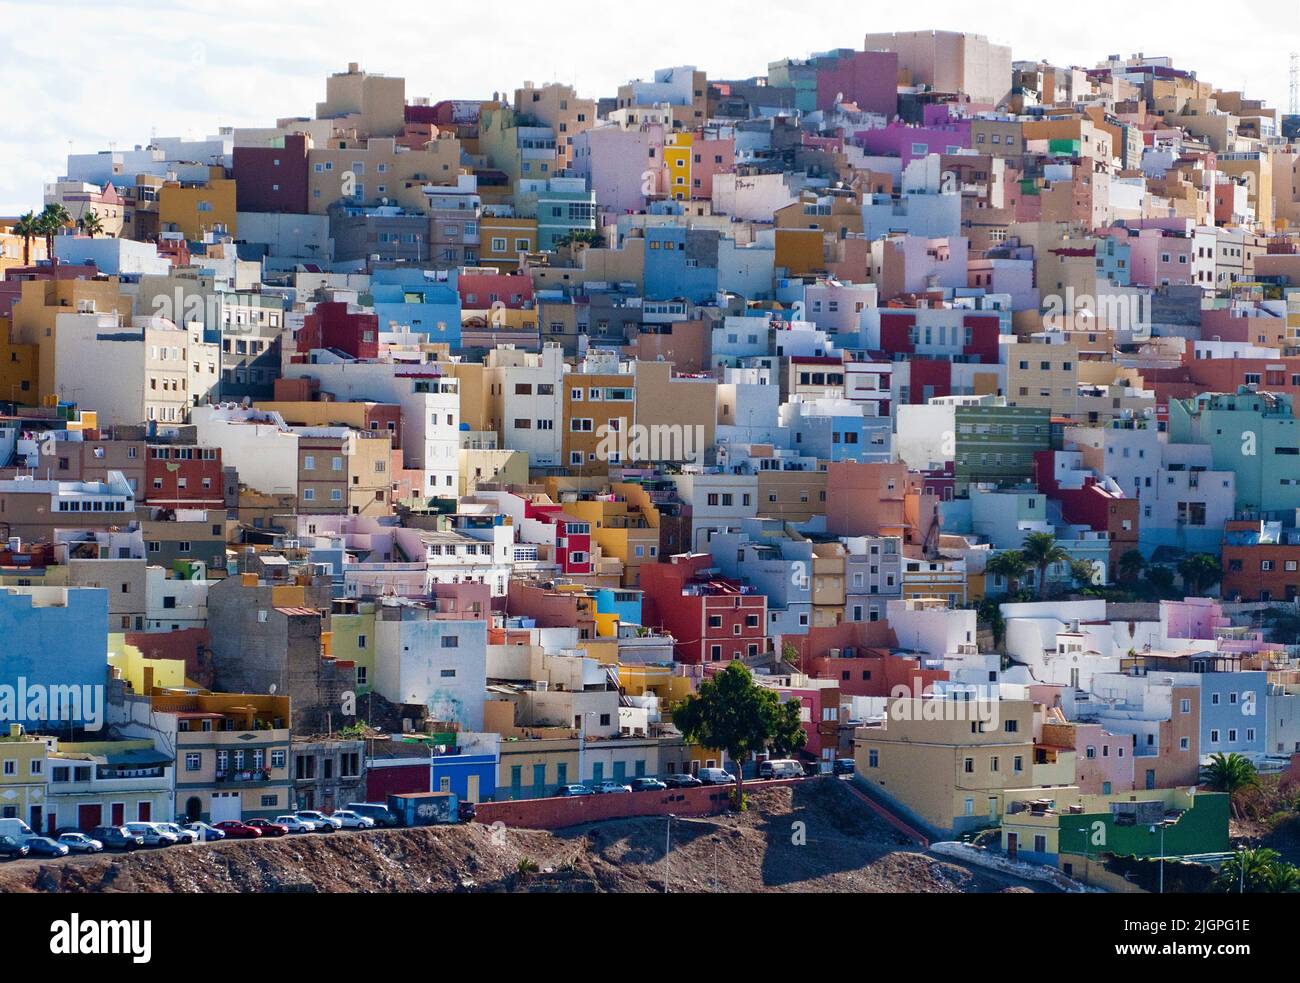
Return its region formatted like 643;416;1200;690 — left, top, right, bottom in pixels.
1021;532;1070;599
1201;752;1260;820
1117;550;1146;584
1214;846;1287;893
986;550;1029;596
35;203;72;261
12;211;37;265
1178;553;1222;597
78;211;104;239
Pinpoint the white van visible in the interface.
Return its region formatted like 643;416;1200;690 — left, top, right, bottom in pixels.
697;767;734;786
0;818;33;840
759;759;804;780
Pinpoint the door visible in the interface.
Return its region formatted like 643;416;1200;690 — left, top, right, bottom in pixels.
210;792;241;823
137;801;151;822
29;806;41;833
78;804;102;832
466;774;480;805
1006;832;1018;859
111;802;125;826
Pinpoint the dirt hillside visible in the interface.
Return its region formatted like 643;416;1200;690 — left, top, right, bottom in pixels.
0;781;1044;893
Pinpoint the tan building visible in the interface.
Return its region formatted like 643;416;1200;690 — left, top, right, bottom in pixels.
855;697;1050;837
514;82;596;175
296;430;392;516
307;136;464;215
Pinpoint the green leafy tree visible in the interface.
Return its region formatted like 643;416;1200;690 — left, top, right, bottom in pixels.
672;661;806;807
1201;752;1260;820
1147;566;1175;597
1178;553;1222;596
985;550;1029;596
1021;532;1070;599
1117;550;1146;583
1069;558;1099;591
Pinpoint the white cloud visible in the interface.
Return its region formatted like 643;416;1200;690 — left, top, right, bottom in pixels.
1;0;1289;214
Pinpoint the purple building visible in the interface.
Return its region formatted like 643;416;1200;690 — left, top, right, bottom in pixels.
815;50;899;118
233;134;309;214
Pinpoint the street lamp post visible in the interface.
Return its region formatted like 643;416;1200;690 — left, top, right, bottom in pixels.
1150;820;1175;894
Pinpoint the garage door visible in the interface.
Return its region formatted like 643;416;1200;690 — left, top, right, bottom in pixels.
210;792;241;823
79;804;103;831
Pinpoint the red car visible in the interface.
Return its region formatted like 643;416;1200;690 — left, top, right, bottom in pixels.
213;821;262;839
246;819;288;838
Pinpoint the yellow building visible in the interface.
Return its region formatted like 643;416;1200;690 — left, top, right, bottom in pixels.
158;166;238;239
10;277;132;406
329;601;376;694
108;635;188;692
664;132;693;201
480;215;538;270
0;725;50;831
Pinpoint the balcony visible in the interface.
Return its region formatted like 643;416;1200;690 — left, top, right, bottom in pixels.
215;768;273;785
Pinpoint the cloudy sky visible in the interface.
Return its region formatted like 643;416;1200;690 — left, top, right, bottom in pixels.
1;0;1293;213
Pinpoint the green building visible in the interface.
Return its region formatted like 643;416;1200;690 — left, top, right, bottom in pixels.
1168;388;1300;515
953;403;1052;495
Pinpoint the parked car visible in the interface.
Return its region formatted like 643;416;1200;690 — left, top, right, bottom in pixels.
126;822;179;847
458;800;477;822
89;825;145;851
23;836;69;858
246;819;289;838
295;810;341;830
57;832;103;854
664;773;703;788
0;835;30;859
697;767;734;786
155;822;198;845
833;758;855;776
759;759;804;780
329;810;375;830
631;778;668;792
183;822;225;842
556;784;594;797
594;780;632;794
213;821;262;840
273;815;318;834
342;802;400;828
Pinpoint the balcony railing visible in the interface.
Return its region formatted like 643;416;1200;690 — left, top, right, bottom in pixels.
216;768;273;785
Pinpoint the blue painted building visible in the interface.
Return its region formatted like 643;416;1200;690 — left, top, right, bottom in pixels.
643;226;719;303
1199;670;1269;761
0;587;110;729
430;751;498;803
592;587;643;627
370;268;462;347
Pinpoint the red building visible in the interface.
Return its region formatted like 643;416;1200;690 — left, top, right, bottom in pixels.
640;553;768;664
232;134;309;214
456;271;534;310
298;302;380;360
144;443;224;508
